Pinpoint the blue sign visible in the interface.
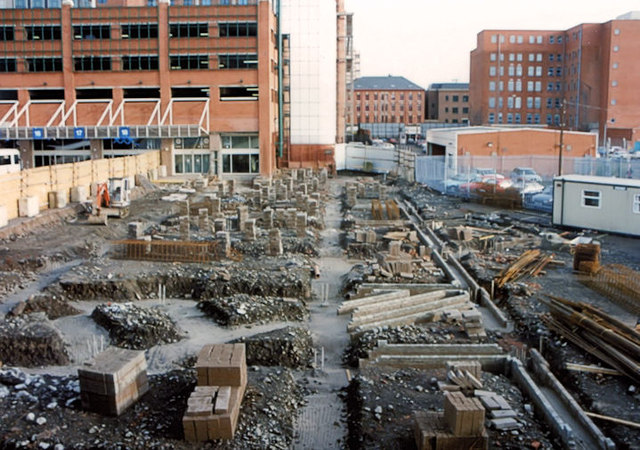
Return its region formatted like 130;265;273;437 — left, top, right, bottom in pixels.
32;128;44;140
73;127;86;139
118;127;131;139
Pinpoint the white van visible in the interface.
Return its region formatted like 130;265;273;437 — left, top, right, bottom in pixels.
0;149;21;175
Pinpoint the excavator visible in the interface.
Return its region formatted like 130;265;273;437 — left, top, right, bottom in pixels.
84;177;131;224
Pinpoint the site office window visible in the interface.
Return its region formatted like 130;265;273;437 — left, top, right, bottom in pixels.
581;189;601;208
634;194;640;214
221;134;259;174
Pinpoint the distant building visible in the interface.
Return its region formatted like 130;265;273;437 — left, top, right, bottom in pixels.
349;75;425;126
426;83;469;124
470;12;640;149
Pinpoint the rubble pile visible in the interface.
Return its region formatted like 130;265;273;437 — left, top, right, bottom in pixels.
0;313;69;367
58;263;312;301
198;294;308;327
9;293;81;320
232;326;314;368
231;237;319;258
342;260;445;294
91;303;183;350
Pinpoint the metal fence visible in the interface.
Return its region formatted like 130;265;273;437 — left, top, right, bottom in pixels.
415;154;640;211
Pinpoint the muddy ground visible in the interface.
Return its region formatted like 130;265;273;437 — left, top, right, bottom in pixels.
0;175;639;449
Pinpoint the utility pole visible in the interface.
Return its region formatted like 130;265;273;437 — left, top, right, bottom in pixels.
558;99;566;176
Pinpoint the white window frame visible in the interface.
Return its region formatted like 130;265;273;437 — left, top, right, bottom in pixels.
634;194;640;214
581;189;601;208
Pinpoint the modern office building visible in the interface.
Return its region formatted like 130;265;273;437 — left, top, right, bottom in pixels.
0;0;280;178
426;83;469;124
350;75;425;126
470;12;640;149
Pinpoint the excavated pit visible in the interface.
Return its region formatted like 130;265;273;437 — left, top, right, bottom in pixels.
197;294;308;327
0;313;69;367
231;326;314;368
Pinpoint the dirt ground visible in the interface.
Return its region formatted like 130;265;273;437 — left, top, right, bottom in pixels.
0;174;639;449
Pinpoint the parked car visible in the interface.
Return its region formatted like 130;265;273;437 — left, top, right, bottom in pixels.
510;167;542;184
444;173;471;194
471;168;501;179
525;185;553;212
515;181;545;195
459;176;513;198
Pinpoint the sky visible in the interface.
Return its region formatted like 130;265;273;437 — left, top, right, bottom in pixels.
345;0;640;89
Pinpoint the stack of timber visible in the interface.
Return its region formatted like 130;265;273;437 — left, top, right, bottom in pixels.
338;289;476;334
371;200;384;220
573;243;601;274
385;199;401;220
414;391;488;450
183;344;247;442
446;361;484;392
542;295;640;384
494;249;555;288
78;347;149;416
359;342;504;369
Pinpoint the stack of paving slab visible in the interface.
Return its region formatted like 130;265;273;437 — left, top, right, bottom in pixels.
78;347;149;416
474;390;522;431
183;344;247;442
414;391;488;450
338;288;474;334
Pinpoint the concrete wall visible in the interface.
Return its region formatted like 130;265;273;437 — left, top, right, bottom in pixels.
0;151;160;223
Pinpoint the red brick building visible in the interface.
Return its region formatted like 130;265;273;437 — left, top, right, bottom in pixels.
350;75;424;125
470;12;640;149
0;0;280;177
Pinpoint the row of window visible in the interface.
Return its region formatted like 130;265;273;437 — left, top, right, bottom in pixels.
489;65;563;77
491;34;564;45
489;80;565;93
0;22;257;41
443;107;469;114
488;112;565;126
490;52;563;63
355;115;423;123
355;92;422;101
0;53;257;72
444;95;469;102
357;103;416;112
582;191;640;213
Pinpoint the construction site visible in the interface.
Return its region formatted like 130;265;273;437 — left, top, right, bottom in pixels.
1;157;640;450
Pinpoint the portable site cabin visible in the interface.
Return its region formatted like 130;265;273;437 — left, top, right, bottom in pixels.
552;175;640;236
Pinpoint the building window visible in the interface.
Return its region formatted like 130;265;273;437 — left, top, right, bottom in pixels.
582;190;601;208
527;97;533;108
463;95;469;102
74;56;111;71
452;107;458;114
534;113;540;124
489;81;496;91
613;62;619;69
73;24;110;40
515;97;521;108
611;99;617;105
546;98;553;108
633;194;640;214
535;82;542;92
613;45;619;52
491;34;497;43
536;66;542;76
0;58;16;72
546;114;552;125
26;25;61;40
527;66;534;76
612;80;618;87
526;113;532;124
488;97;495;108
536;53;542;62
220;86;258;101
217;21;257;38
170;23;209;38
221;154;259;174
614;28;621;36
122;55;159;71
549;36;554;44
490;53;496;61
27;57;62;72
528;53;534;62
452;95;459;102
170;54;208;70
537;35;543;44
218;53;257;69
222;134;259;149
557;35;563;44
529;35;535;44
547;82;553;92
0;26;14;41
462;107;469;114
556;67;562;76
488;113;495;124
527;81;534;92
507;113;513;124
121;23;158;39
174;154;211;175
534;97;541;108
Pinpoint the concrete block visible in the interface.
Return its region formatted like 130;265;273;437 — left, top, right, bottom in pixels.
0;205;7;228
18;196;39;218
70;186;88;203
48;190;67;209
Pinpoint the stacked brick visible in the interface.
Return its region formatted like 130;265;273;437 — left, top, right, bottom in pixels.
78;347;149;416
414;391;488;450
183;344;247;442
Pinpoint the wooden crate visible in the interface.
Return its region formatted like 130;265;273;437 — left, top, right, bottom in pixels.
196;344;247;387
78;347;149;416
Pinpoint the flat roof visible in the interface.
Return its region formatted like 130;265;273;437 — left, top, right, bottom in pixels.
354;76;424;91
428;126;596;137
554;174;640;188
